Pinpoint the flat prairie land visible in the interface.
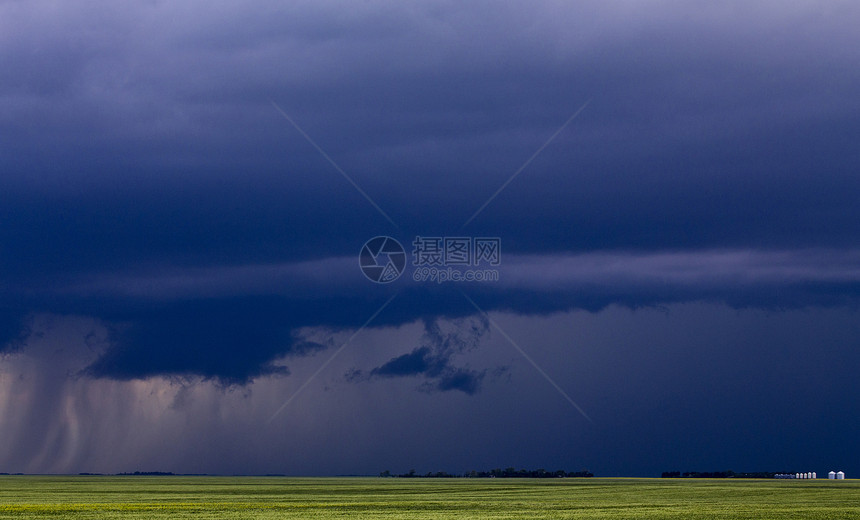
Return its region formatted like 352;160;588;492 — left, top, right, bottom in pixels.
0;476;858;519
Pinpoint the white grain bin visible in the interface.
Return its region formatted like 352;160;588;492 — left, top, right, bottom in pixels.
812;472;817;479
837;471;845;480
829;471;837;479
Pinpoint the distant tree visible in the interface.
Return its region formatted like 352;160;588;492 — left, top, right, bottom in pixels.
388;466;595;479
567;470;594;478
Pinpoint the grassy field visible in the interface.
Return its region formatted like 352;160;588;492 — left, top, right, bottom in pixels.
0;476;858;519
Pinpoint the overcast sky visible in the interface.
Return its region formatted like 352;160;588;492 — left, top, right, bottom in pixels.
1;0;859;477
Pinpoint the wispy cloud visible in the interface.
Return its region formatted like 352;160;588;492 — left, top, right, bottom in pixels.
352;316;489;395
37;249;860;302
498;249;860;288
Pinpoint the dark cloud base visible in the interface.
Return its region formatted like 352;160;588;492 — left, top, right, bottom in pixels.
1;274;858;385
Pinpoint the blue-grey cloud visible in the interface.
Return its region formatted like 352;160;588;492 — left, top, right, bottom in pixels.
368;347;485;396
354;316;489;394
371;347;443;378
431;367;484;395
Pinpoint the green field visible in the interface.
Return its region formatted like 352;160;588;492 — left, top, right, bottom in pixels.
0;476;858;519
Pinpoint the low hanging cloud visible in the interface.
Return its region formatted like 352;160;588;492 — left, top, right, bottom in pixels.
495;248;860;308
2;247;856;386
349;316;490;395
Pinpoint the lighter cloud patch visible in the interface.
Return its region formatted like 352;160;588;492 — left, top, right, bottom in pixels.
35;249;860;302
500;249;860;289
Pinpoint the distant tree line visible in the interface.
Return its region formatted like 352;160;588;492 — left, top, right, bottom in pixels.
661;471;780;479
117;471;176;476
379;468;593;478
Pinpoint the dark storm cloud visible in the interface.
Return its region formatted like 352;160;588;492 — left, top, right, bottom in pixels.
4;246;860;383
84;299;292;385
2;0;860;385
44;245;851;384
79;291;398;384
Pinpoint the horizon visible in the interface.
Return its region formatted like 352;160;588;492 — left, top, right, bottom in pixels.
0;471;850;479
